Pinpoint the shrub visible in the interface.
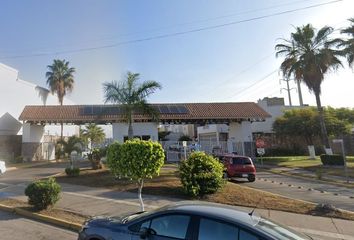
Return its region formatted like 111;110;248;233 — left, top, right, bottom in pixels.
65;167;80;177
178;135;192;142
24;178;61;210
107;140;165;211
89;148;103;169
320;154;344;166
179;151;225;197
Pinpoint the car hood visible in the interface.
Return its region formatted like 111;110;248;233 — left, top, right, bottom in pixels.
87;216;124;227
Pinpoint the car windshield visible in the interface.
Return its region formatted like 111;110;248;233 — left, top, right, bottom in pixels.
232;157;251;165
256;218;312;240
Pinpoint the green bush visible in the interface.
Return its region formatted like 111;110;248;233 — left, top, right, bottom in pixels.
24;178;61;210
65;167;80;177
320;154;344;166
179;151;225;197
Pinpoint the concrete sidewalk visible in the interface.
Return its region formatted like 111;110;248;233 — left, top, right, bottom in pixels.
2;182;354;239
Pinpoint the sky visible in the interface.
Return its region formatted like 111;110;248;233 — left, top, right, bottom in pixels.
0;0;354;108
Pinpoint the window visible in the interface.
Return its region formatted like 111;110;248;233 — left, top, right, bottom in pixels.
150;215;190;239
198;218;239;240
239;229;259;240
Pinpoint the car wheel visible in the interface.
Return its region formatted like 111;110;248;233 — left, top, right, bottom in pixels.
247;175;255;182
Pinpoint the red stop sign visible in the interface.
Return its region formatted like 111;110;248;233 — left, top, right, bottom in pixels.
256;139;265;148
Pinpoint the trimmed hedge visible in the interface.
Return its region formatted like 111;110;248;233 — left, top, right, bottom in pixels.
24;178;61;210
65;167;80;177
320;154;344;166
179;151;225;197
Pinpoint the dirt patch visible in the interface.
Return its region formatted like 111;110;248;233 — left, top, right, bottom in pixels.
0;198;88;224
55;168;354;221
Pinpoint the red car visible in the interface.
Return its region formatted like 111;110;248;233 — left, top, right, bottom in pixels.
216;153;256;182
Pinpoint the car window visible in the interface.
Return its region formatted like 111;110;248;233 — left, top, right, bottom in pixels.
128;219;151;232
239;229;259;240
232;157;244;165
150;214;190;239
242;158;252;165
198;218;239;240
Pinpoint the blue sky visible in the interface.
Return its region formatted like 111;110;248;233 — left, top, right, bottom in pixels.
1;0;354;107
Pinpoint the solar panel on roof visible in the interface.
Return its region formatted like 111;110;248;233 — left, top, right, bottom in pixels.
159;105;170;114
177;106;189;114
169;105;179;114
92;106;102;115
83;106;93;115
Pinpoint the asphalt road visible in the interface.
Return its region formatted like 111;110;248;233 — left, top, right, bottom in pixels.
0;210;77;240
241;170;354;211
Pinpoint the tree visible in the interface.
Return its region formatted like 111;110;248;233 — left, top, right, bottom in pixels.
103;71;162;139
337;18;354;69
273;108;351;145
57;136;83;169
80;123;105;151
107;139;165;211
275;24;343;153
46;59;75;139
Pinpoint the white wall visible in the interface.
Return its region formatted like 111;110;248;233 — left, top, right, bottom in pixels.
0;112;22;135
229;122;253;142
22;123;44;143
197;124;229;135
112;122;158;142
0;63;77;136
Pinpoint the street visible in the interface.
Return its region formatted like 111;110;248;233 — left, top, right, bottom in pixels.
242;170;354;211
0;210;77;240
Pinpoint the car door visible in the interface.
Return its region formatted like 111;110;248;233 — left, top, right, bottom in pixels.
196;217;264;240
130;214;193;240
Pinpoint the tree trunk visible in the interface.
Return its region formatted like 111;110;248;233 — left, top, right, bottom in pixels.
138;179;144;211
314;92;331;153
128;121;133;139
60;122;64;140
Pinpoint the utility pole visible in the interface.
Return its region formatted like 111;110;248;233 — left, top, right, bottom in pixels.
280;77;296;106
295;79;304;106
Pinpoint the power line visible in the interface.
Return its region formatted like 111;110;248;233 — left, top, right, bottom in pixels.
0;0;343;60
224;69;278;100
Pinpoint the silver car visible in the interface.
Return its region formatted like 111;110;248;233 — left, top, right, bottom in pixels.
0;160;6;175
78;201;312;240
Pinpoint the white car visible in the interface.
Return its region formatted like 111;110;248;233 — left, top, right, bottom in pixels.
0;160;6;175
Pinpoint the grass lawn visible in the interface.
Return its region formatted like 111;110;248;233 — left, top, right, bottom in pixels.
258;156;354;178
55;167;354;220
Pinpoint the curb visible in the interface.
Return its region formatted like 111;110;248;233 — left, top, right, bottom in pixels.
260;168;354;189
0;204;81;232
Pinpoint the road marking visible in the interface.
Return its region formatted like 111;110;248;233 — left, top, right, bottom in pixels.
63;191;159;209
292;227;354;240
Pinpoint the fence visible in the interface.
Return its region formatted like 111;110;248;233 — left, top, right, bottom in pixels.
160;140;255;162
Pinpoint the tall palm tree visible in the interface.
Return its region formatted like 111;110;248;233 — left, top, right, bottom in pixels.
81;123;106;151
46;59;75;139
103;71;162;139
275;24;342;152
338;18;354;69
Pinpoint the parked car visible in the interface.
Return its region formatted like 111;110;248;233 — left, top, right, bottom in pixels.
78;201;312;240
216;153;256;182
0;160;6;175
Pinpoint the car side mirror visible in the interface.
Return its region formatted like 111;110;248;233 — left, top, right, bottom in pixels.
139;227;156;239
139;227;149;239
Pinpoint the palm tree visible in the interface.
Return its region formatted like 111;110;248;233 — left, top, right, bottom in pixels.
81;123;105;151
337;18;354;69
56;136;83;168
275;24;342;152
46;59;75;139
103;71;162;139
